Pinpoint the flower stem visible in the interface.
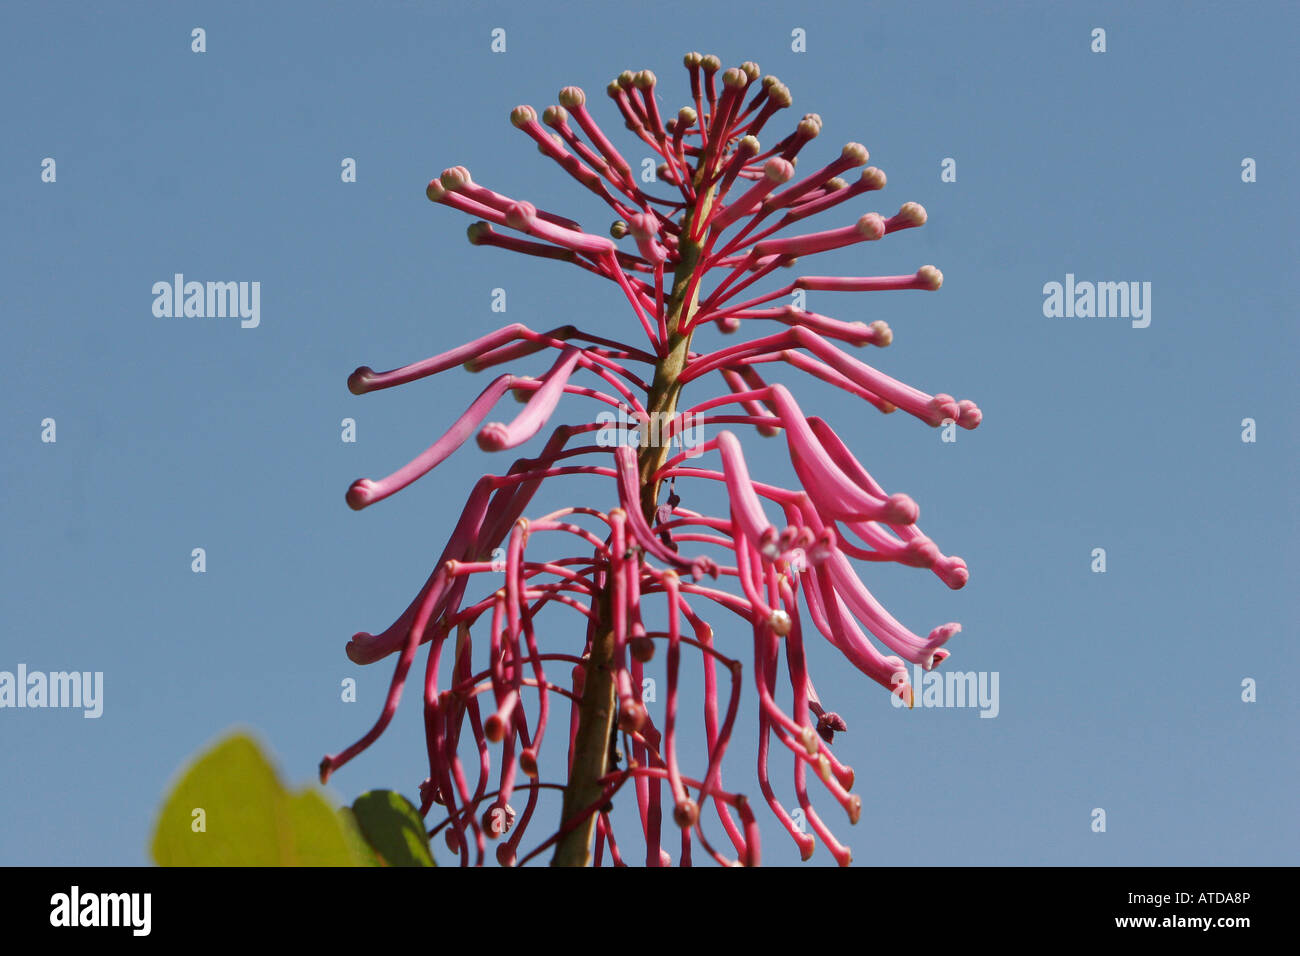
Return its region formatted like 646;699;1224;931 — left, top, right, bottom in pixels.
551;188;716;866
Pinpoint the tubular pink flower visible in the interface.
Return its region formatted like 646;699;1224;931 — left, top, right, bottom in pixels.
328;53;982;868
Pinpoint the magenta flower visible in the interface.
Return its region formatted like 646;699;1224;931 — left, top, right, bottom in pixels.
322;55;980;867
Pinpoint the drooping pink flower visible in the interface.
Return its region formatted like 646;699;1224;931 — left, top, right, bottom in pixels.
323;53;980;867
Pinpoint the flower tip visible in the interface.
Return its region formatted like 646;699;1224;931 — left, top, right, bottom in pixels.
484;713;507;743
510;105;537;128
346;478;377;511
440;165;472;191
856;212;887;240
764;157;795;183
344;632;375;665
917;264;943;290
861;166;887;190
767;82;793;108
672;799;700;828
723;66;749;89
841;142;870;166
929;393;960;424
677;106;697;126
618;700;647;732
701;54;722;72
870;319;893;346
740;61;761;82
476;421;510;451
558;85;586;108
896;201;927;227
542;104;568;127
347;366;376;394
957;399;982;429
683;51;703;68
884;492;919;525
496;844;516;867
847;794;862;825
630;636;656;662
633;69;656;89
425;178;446;202
466;221;492;245
318;756;334;785
798;834;816;861
519;748;539;778
940;556;970;590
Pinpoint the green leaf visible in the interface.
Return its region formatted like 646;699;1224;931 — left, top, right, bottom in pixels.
151;730;368;866
350;790;436;867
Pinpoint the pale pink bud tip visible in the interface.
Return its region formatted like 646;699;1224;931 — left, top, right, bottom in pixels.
510;105;537;128
346;479;377;511
884;493;919;525
425;178;446;202
765;158;795;183
477;422;510;451
683;51;703;68
929;393;960;424
633;69;656;89
861;167;887;189
348;366;376;394
723;67;748;89
856;212;886;240
917;265;943;290
559;86;586;107
440;166;472;190
957;399;982;429
673;799;700;828
842;142;870;165
677;106;697;125
893;202;926;228
871;320;893;346
770;609;793;637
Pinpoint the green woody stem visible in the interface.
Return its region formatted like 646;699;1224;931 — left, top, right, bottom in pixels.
550;189;716;866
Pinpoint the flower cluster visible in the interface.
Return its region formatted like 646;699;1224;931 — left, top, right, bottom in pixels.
322;53;980;866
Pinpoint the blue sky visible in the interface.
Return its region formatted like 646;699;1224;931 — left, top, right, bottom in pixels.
2;0;1296;866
